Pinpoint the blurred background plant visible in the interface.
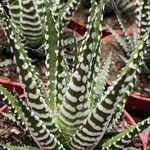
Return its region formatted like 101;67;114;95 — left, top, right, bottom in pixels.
0;0;82;57
107;0;150;74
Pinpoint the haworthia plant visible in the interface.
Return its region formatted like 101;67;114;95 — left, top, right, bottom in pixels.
0;0;81;56
0;0;150;150
84;0;136;14
0;143;40;150
102;116;150;149
0;58;12;67
58;0;105;135
103;0;150;134
105;0;136;13
107;0;150;74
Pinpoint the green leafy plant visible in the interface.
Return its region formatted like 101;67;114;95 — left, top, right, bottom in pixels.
0;0;80;56
84;0;136;14
0;58;12;67
105;0;136;13
0;0;150;149
107;0;150;74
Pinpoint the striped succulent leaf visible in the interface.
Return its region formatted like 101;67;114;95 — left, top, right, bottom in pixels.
69;29;150;150
105;0;135;13
8;0;21;27
112;0;133;47
5;0;47;55
58;0;105;135
136;0;150;70
106;24;131;58
0;81;64;149
107;70;137;132
0;85;26;128
0;84;64;149
18;101;65;150
88;0;106;103
8;0;45;49
108;0;150;73
51;0;81;31
106;0;150;130
102;117;150;149
44;0;58;111
2;0;82;56
43;0;69;112
110;0;150;48
60;0;81;30
0;5;62;137
108;26;150;131
19;0;44;48
50;0;82;34
92;53;112;107
51;0;66;21
34;0;45;25
54;20;70;111
0;144;40;150
136;0;150;38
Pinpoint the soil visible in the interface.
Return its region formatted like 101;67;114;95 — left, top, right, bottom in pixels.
101;36;150;98
103;8;136;30
0;113;36;147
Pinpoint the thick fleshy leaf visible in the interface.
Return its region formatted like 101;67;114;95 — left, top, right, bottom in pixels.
0;5;61;137
102;117;150;149
44;0;69;112
112;0;133;48
92;53;111;107
69;29;150;150
54;19;70;111
0;85;26;128
61;0;81;30
136;0;150;38
105;0;134;13
0;144;40;150
18;101;65;150
8;0;21;27
135;0;150;73
35;0;45;25
51;0;66;21
107;0;150;129
106;24;131;58
44;0;58;111
88;0;106;105
107;71;137;132
8;0;44;49
58;0;105;136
